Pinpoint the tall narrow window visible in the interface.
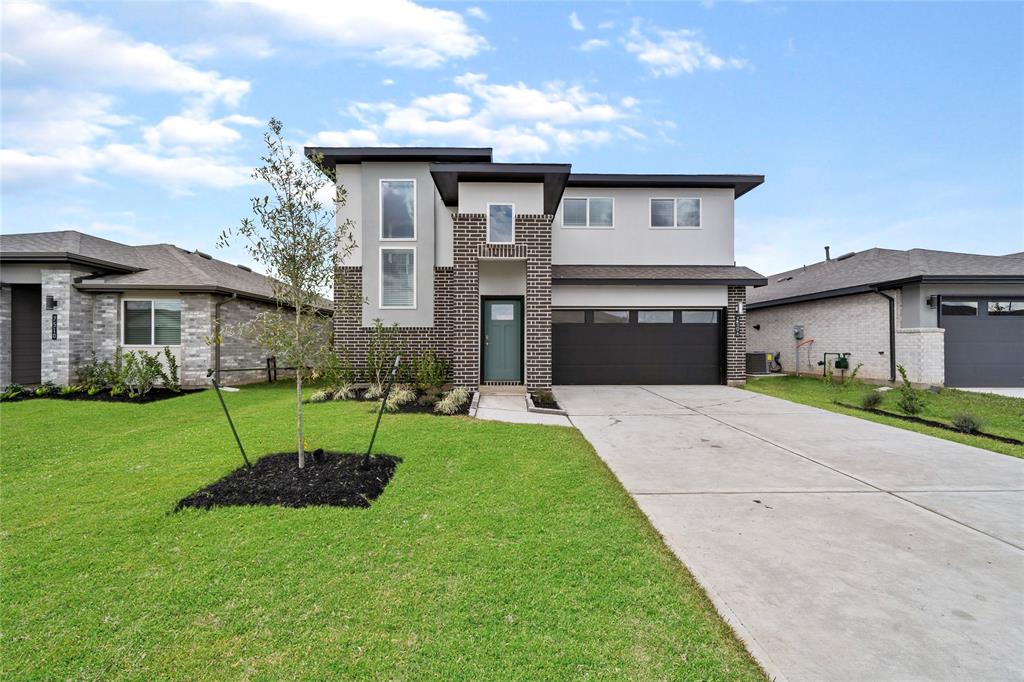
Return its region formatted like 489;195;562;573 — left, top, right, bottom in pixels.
380;248;415;308
154;301;182;344
488;203;514;243
124;301;152;344
380;179;415;239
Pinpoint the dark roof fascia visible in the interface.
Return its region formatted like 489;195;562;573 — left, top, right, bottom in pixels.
430;163;572;215
0;252;142;274
746;284;879;310
73;283;333;314
566;173;765;198
873;274;1024;288
305;147;493;165
557;278;765;284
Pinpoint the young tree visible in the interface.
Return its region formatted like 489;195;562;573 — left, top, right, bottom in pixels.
219;118;355;468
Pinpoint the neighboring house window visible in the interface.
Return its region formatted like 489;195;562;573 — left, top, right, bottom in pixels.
562;197;613;228
650;198;701;228
638;310;673;323
488;203;515;243
123;300;181;345
380;179;415;240
988;301;1024;316
594;310;629;324
941;301;977;316
679;310;719;323
552;310;585;323
380;247;415;308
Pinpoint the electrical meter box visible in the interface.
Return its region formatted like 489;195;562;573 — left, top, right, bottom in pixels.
793;325;805;340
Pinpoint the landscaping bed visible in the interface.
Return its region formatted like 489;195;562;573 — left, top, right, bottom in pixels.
175;451;400;510
2;386;199;404
529;390;562;411
309;385;472;416
835;402;1024;445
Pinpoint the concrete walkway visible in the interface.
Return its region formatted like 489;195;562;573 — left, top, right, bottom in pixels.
555;384;1024;682
959;387;1024;399
475;393;573;426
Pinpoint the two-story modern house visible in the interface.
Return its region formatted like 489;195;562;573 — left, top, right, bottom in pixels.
307;146;766;391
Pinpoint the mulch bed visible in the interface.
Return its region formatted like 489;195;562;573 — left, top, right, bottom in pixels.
835;402;1023;445
309;388;471;416
175;451;401;511
2;388;200;404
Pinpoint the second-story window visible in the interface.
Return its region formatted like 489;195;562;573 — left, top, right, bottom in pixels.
562;197;613;228
651;197;701;229
488;203;514;243
381;179;415;240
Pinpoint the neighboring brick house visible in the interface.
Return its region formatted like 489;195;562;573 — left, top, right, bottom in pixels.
0;231;330;387
308;146;766;391
746;248;1024;387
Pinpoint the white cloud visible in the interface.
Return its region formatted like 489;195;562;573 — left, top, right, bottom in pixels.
569;11;585;31
227;0;487;68
2;2;250;106
1;90;132;150
598;20;615;30
466;6;489;21
624;21;748;76
382;78;396;86
312;73;638;158
99;144;252;192
142;114;260;152
579;38;609;52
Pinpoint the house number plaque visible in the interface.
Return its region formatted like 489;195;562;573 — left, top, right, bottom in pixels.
51;314;58;340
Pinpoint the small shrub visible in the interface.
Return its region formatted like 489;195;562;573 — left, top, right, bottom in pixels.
87;386;103;396
34;381;60;397
861;390;883;409
823;360;835;388
162;347;181;392
332;383;356;401
110;385;125;397
59;385;84;396
413;349;448;391
844;362;864;387
363;383;384;401
123;350;163;397
895;364;924;415
434;387;470;415
383;384;416;413
951;412;983;434
309;389;333;403
367;318;403;392
0;383;25;401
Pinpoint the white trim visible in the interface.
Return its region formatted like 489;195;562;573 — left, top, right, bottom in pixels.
379;178;417;241
486;202;516;244
378;246;417;310
649;196;702;230
121;297;182;347
561;196;615;229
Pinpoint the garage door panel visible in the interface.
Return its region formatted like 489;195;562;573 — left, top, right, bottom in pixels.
943;298;1024;388
553;311;722;385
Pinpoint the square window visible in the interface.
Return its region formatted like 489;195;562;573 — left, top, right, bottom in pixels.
638;310;674;323
381;249;415;308
941;301;977;316
676;198;701;227
488;204;514;243
594;310;629;324
563;198;587;227
589;198;613;227
552;310;585;324
491;303;514;320
381;180;415;239
679;310;718;323
987;301;1024;316
650;199;675;227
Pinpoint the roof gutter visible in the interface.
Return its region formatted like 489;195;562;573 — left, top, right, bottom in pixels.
72;282;333;314
871;287;897;382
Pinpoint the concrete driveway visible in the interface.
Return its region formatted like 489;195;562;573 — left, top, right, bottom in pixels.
554;384;1024;682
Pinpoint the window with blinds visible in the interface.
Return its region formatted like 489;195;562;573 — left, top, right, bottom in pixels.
380;249;415;308
123;299;182;345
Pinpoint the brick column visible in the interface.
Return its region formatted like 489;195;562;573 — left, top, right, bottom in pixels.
521;215;552;390
180;293;215;387
91;293;119;362
451;214;485;388
726;285;747;385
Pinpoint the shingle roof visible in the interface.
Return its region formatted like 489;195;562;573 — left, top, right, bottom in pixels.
0;230;331;310
552;264;767;286
748;248;1024;308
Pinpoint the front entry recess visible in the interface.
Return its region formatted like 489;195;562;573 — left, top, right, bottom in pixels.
483;299;522;382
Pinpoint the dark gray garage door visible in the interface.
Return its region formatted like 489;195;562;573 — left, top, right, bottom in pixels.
11;284;42;384
941;298;1024;387
552;309;723;385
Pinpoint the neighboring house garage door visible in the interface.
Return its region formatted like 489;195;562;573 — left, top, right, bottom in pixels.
552;309;723;385
941;298;1024;387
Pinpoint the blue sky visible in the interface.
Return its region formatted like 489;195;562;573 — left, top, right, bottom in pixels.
2;1;1021;274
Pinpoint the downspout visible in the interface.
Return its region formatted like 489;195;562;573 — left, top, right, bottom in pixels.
213;294;237;382
871;288;897;382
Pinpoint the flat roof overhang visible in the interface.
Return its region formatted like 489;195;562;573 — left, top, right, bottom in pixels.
304;147;493;166
567;173;765;198
430;163;573;215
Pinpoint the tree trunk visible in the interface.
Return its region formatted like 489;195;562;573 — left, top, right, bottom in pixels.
296;306;305;469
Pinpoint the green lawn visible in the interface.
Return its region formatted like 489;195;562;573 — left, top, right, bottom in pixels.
744;376;1024;458
1;384;762;680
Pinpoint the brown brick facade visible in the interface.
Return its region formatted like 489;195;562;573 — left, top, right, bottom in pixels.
726;285;748;384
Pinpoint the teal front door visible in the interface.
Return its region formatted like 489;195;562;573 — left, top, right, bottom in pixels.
483;299;522;382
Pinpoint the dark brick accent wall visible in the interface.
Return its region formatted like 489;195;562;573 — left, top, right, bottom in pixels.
726;285;747;384
334;266;454;378
450;214;485;387
519;215;553;390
